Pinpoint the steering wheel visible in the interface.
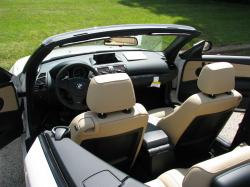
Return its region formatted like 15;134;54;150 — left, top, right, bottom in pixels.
55;62;99;110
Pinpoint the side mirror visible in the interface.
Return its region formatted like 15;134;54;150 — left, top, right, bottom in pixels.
203;41;213;52
180;40;213;60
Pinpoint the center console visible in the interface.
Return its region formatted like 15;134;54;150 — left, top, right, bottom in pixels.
139;123;175;177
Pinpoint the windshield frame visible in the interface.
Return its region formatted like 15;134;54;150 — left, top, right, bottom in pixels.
25;24;200;71
40;34;179;63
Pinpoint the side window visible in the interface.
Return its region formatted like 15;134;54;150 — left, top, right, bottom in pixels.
179;38;201;53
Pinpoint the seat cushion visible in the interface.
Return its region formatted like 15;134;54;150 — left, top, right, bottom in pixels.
146;168;188;187
148;115;161;126
183;145;250;187
149;107;176;118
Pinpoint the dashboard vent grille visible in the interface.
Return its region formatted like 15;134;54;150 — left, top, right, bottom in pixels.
38;73;46;78
34;73;47;92
113;65;126;73
97;66;111;74
36;77;46;85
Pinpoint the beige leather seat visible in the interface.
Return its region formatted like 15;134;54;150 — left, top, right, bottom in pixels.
149;106;179;118
146;145;250;187
69;73;148;169
150;62;242;163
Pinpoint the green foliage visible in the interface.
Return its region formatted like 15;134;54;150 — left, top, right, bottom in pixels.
1;0;250;70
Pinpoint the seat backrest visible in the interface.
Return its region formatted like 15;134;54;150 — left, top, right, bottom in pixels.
158;62;242;160
183;145;250;187
231;99;250;148
69;73;148;170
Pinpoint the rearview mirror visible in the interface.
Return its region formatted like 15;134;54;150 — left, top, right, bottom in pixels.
104;37;138;46
203;41;212;52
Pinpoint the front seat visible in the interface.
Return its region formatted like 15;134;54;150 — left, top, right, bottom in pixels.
151;62;242;163
146;145;250;187
69;73;148;170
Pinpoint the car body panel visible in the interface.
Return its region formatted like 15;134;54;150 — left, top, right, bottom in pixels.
24;138;57;187
9;56;29;76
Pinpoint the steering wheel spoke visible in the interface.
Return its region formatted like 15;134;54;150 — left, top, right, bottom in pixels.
71;94;83;106
57;79;69;90
55;62;99;110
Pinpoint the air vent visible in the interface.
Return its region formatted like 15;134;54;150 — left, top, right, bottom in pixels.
36;77;46;85
97;66;111;74
38;73;46;78
34;73;47;92
113;65;126;73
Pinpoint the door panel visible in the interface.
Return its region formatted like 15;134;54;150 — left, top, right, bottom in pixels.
178;60;205;102
0;85;19;113
178;56;250;108
181;61;250;82
182;61;206;82
234;63;250;77
0;68;23;148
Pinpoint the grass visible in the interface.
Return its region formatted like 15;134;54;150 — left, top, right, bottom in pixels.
1;0;250;70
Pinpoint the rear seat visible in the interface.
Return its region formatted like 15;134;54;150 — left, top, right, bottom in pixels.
146;145;250;187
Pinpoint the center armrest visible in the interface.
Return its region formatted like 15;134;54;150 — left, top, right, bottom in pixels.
141;123;175;177
143;123;170;149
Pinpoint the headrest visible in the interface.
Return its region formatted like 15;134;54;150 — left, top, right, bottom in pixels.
197;62;235;95
86;73;136;114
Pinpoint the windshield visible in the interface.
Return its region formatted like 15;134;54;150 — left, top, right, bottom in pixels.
136;35;176;51
63;35;177;52
42;34;178;62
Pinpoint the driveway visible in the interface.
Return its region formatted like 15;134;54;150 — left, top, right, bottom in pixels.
0;137;25;187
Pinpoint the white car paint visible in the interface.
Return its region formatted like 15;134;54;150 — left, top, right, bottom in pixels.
24;138;57;187
9;56;30;76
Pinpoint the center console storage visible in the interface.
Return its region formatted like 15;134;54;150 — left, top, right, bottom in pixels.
140;123;175;177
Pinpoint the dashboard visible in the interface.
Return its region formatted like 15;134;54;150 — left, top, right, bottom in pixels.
33;50;177;110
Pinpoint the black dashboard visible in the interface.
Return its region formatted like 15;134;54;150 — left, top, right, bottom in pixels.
31;50;178;127
33;50;177;117
34;50;177;93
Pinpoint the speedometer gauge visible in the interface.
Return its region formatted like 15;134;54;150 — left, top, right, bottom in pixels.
73;67;88;77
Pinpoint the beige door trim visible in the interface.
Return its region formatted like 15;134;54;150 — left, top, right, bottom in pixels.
182;61;250;82
0;85;18;113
